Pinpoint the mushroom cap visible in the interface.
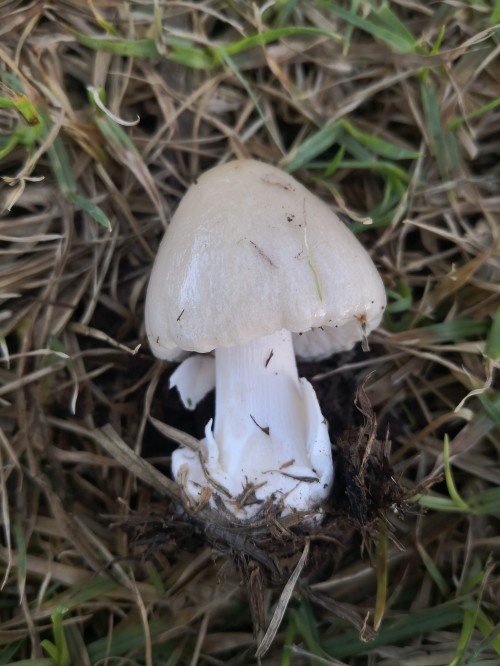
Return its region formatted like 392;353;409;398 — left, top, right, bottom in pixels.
145;159;386;361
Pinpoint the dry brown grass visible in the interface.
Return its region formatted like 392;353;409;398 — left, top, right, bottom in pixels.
0;1;499;664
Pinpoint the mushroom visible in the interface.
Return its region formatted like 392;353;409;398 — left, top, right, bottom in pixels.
145;159;386;521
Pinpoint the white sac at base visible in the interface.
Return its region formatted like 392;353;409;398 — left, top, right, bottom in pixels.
171;377;333;521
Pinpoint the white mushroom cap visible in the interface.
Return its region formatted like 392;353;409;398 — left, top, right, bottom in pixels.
145;159;386;361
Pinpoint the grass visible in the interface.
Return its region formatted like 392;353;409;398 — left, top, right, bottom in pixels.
0;0;499;663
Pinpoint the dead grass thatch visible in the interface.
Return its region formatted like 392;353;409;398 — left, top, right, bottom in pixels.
0;1;499;664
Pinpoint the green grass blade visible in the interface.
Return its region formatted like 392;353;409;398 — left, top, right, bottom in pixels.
66;193;112;230
322;602;463;658
424;320;488;343
65;625;92;665
50;607;70;666
421;77;460;180
73;32;159;57
374;525;388;631
0;134;19;160
475;610;500;654
413;486;500;517
276;0;300;27
452;564;497;665
491;0;500;22
451;607;476;666
44;129;111;229
57;577;117;610
40;642;58;663
281;122;341;172
46;136;77;195
88;0;119;35
386;280;412;314
479;393;500;427
486;308;500;360
0;96;16;109
12;93;42;127
74;26;339;70
448;98;500;129
0;71;25;93
340;119;420;160
323;145;345;177
283;116;418;173
281;615;297;666
469;487;500;517
336;160;411;182
443;434;470;511
342;0;361;55
0;88;42;125
372;4;417;51
222;26;339;57
339;133;374;160
93;112;136;152
317;1;417;53
147;563;166;597
9;657;57;666
293;601;324;659
0;640;24;665
163;36;215;68
412;493;468;513
416;542;450;596
87;620;164;661
16;124;41;147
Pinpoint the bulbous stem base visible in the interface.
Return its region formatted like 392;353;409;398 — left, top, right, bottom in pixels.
172;330;334;521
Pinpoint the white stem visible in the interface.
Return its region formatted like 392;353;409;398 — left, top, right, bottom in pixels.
214;329;310;479
172;329;334;519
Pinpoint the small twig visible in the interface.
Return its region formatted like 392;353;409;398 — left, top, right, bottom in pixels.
250;414;270;435
264;349;274;367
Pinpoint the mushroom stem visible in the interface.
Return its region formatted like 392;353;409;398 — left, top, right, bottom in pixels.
172;328;334;518
214;329;312;479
